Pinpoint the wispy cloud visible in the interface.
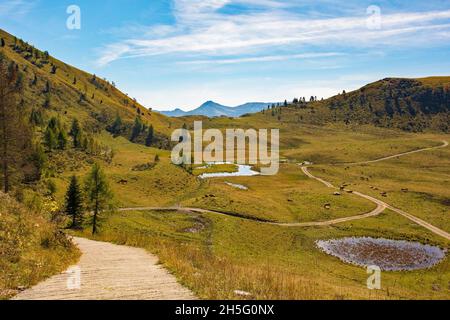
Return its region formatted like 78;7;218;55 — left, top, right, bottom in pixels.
0;0;36;19
97;0;450;66
179;52;346;65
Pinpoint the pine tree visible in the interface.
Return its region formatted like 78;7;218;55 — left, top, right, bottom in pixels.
0;38;5;47
31;144;47;180
130;116;143;142
110;114;123;134
145;125;154;147
65;176;84;229
44;126;57;150
84;163;113;235
30;109;44;126
57;130;67;150
69;119;82;148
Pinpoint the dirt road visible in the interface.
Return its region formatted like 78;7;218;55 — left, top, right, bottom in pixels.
340;140;449;166
119;140;450;239
13;237;195;300
301;167;450;240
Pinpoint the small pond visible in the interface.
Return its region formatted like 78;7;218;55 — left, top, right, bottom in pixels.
316;237;446;271
199;162;260;179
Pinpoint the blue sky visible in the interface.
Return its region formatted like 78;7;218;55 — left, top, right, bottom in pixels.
1;0;450;110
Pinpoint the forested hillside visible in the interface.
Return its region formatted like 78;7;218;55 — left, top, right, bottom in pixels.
266;77;450;132
0;28;183;195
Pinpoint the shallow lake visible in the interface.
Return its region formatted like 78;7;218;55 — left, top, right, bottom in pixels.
316;237;446;271
199;163;260;179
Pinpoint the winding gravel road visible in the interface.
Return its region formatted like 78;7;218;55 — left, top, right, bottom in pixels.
120;140;450;239
339;140;449;166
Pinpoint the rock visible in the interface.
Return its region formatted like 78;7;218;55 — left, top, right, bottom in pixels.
333;192;341;196
324;203;331;209
117;179;128;185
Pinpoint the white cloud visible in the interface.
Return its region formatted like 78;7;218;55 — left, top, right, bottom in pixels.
97;0;450;66
0;0;36;18
178;52;346;65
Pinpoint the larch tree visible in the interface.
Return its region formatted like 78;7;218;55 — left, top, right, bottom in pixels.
0;53;33;193
84;163;113;235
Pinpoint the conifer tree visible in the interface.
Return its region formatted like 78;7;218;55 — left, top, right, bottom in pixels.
69;119;83;148
130;116;143;142
65;176;84;229
44;126;57;150
84;163;113;234
145;125;154;147
57;130;67;150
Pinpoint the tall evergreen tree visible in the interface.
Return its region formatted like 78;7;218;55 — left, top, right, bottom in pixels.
130;116;143;142
110;114;123;135
0;38;5;47
84;163;113;235
44;126;57;150
57;129;67;150
145;125;154;147
30;144;47;181
30;108;44;126
69;119;82;148
65;176;84;229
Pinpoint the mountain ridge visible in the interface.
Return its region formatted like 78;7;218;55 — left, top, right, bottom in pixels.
160;101;277;118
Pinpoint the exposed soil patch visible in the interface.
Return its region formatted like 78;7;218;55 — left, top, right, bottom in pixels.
316;237;446;271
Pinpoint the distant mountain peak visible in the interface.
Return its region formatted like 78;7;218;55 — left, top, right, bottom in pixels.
159;101;276;118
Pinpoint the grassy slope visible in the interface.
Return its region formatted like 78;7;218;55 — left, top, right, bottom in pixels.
0;28;183;136
0;192;80;299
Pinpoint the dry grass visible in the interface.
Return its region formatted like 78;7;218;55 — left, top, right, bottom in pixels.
0;192;80;300
75;208;449;300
